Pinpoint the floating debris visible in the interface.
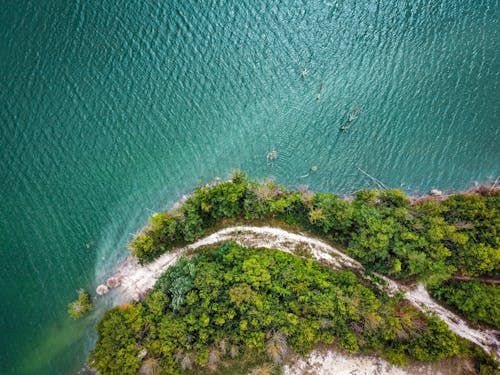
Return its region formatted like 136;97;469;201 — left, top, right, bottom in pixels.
340;104;360;132
298;166;318;179
301;68;308;78
358;168;390;190
267;150;278;161
316;84;323;101
349;104;360;122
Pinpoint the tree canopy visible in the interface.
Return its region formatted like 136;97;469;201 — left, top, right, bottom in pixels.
129;173;499;287
113;172;500;373
90;243;468;374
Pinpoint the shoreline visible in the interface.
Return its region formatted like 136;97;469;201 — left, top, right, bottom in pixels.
166;177;499;213
104;225;499;358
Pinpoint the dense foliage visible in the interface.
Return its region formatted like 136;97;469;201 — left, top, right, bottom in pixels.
68;291;92;319
90;243;466;374
130;172;499;279
430;280;500;329
128;172;499;329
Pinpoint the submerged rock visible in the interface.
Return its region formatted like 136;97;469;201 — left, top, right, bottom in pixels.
267;150;278;161
96;284;109;295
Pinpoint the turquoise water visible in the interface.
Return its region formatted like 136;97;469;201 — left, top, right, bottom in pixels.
0;1;498;374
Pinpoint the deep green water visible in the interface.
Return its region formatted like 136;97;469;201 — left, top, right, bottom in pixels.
0;1;498;374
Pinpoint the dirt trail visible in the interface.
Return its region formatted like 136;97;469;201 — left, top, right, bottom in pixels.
109;226;499;357
377;275;499;357
453;275;500;285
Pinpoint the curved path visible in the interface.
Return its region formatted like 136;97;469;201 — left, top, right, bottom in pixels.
453;275;500;285
108;226;499;357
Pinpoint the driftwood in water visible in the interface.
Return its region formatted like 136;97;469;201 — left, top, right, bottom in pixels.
491;176;499;192
349;105;360;121
357;168;390;190
298;166;318;179
340;104;360;132
316;84;323;101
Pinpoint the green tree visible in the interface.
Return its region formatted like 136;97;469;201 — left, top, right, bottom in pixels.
68;291;92;319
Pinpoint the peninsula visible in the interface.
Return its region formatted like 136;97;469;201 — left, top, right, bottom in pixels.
89;172;499;374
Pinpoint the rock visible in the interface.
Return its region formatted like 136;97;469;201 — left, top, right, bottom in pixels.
96;284;109;295
429;188;442;196
267;150;278;161
298;184;309;193
106;277;120;288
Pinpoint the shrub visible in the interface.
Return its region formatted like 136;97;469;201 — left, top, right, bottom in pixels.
430;281;500;329
68;291;92;319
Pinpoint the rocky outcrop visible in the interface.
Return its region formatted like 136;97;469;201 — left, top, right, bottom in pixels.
96;284;109;295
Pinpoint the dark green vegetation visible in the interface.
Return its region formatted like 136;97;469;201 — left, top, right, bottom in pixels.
130;173;499;280
90;243;468;374
129;172;499;329
89;174;500;373
430;281;500;329
68;291;92;319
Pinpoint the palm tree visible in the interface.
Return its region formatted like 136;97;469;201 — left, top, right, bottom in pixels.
251;363;275;375
207;346;221;371
180;352;194;371
219;337;229;355
265;332;288;364
139;358;159;375
230;344;239;359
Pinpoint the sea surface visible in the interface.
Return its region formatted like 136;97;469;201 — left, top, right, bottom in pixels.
0;1;498;374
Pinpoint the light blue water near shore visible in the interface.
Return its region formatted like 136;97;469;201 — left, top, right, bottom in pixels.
0;1;498;374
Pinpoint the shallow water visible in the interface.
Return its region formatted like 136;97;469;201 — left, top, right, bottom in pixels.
0;1;498;374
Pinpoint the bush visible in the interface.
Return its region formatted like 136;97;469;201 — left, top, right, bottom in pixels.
430;281;500;329
88;304;145;374
68;291;92;319
309;193;353;240
128;213;181;263
379;189;410;208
